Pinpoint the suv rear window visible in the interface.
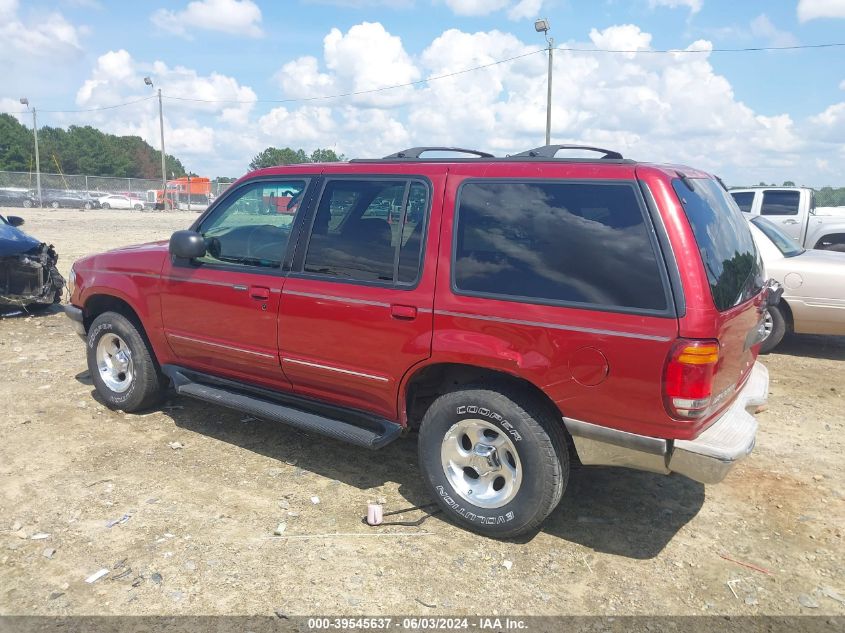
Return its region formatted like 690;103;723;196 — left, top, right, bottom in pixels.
453;181;668;312
672;178;764;311
761;190;800;216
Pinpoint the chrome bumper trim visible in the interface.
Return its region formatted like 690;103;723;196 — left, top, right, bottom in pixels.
63;304;86;340
564;362;769;484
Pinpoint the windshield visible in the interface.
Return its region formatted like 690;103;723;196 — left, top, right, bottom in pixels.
751;216;805;257
673;177;765;311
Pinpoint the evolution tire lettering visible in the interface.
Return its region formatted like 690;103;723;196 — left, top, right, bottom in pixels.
435;486;515;525
456;405;523;442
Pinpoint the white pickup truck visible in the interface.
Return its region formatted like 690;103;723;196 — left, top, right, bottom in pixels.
729;187;845;252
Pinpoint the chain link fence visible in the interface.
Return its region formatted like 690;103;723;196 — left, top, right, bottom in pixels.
0;170;234;210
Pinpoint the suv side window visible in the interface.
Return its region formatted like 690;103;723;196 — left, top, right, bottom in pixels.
453;181;668;312
761;190;800;216
303;179;429;285
195;179;308;269
730;191;755;213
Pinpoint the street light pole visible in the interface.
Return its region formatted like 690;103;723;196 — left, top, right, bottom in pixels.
145;77;168;210
545;36;554;146
534;18;554;146
157;88;167;207
19;98;42;207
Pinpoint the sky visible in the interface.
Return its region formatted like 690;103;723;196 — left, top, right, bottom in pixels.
1;0;845;185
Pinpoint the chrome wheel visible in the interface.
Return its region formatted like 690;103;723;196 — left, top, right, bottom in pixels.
96;333;134;393
762;310;773;340
440;418;522;509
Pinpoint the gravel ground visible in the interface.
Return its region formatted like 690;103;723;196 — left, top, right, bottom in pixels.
0;208;843;616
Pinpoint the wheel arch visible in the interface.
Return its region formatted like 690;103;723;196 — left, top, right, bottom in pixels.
81;293;166;374
401;361;578;464
813;232;845;251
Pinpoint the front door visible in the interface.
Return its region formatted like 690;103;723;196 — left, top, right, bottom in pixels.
278;172;441;419
160;177;312;390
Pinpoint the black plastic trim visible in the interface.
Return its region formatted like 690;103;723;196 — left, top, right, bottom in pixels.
162;365;403;450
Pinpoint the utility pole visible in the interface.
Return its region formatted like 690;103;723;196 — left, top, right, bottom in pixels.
145;77;168;210
19;98;42;207
534;19;554;146
158;88;167;208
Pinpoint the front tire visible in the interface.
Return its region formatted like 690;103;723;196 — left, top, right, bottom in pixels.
101;203;110;209
86;311;165;412
50;201;59;209
23;199;32;208
418;386;568;538
760;304;787;353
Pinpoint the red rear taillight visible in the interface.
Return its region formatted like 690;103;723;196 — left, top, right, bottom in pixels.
663;339;720;419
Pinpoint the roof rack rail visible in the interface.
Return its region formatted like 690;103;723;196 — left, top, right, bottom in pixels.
382;147;495;159
513;145;623;160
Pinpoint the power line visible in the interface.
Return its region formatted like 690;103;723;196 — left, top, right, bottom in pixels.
163;47;546;105
0;95;155;116
162;41;845;106
1;41;843;114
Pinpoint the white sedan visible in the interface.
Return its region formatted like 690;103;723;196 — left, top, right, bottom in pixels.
749;216;845;352
98;194;144;210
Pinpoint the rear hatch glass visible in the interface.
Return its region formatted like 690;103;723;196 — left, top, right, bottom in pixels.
672;178;764;311
671;176;765;409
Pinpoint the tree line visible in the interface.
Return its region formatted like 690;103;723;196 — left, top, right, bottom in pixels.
746;180;845;206
0;114;187;179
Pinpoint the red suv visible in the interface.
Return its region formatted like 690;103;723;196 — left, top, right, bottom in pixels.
64;145;772;538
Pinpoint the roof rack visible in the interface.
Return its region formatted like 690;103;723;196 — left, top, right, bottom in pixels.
512;145;623;160
381;147;495;159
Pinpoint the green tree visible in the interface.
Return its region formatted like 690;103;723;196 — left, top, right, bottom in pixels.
782;181;795;187
0;114;187;179
249;147;309;170
310;148;345;163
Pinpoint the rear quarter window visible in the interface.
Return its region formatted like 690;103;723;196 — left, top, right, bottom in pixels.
730;191;755;213
453;180;669;313
672;178;764;311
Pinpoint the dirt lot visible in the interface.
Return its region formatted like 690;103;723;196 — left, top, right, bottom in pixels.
1;208;843;617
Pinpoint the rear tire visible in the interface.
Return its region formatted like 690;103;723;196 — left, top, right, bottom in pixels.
23;199;32;208
418;386;568;538
101;203;110;209
50;201;59;209
86;311;165;412
760;304;786;353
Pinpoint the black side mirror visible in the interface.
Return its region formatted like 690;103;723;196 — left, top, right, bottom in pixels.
169;230;206;259
7;216;24;227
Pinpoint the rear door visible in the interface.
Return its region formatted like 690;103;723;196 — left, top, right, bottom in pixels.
278;167;443;419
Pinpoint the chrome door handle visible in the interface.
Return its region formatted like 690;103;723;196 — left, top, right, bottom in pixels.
783;219;799;225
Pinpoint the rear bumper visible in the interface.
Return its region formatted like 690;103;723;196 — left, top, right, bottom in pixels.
63;303;86;339
564;362;769;484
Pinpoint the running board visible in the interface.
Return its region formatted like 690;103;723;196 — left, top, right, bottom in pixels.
161;365;402;450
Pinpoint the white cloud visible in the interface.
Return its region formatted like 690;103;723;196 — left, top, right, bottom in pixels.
33;19;845;184
797;0;845;22
277;22;419;107
508;0;543;21
749;14;799;47
0;0;85;61
151;0;263;38
649;0;703;13
72;49;256;161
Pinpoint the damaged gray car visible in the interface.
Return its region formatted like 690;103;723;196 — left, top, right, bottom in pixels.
0;214;64;309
